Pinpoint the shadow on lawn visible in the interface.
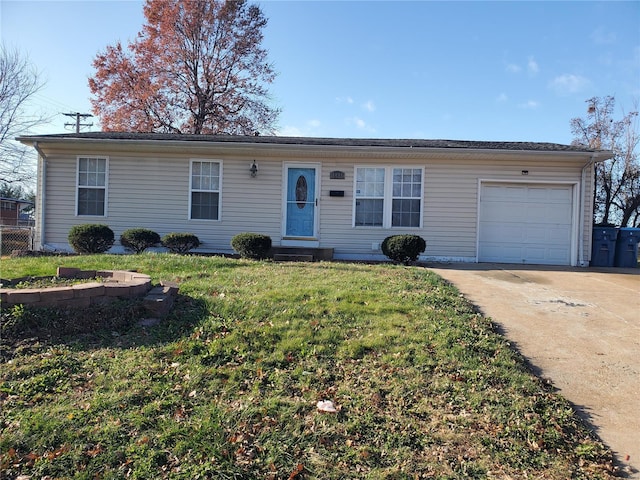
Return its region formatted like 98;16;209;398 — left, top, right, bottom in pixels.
0;294;209;360
488;319;625;471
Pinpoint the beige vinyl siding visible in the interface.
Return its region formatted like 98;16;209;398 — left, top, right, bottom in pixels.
319;159;427;257
43;154;79;247
41;151;284;252
317;155;589;261
221;158;282;242
36;142;596;265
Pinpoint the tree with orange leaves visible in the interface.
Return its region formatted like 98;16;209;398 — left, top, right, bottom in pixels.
89;0;279;135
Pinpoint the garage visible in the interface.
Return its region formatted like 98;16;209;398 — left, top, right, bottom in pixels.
478;183;574;265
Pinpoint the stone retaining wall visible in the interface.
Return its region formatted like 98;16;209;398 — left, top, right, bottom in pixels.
0;267;153;309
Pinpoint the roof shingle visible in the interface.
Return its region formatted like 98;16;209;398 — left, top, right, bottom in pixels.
18;132;600;153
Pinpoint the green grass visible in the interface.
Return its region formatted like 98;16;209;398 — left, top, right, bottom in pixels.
0;254;619;479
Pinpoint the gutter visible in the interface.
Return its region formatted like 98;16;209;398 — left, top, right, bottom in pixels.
579;151;611;266
32;141;47;250
16;135;608;160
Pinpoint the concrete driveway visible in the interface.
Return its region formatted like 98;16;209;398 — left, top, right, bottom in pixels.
427;263;640;477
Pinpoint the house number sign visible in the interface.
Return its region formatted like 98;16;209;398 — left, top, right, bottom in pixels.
330;171;345;180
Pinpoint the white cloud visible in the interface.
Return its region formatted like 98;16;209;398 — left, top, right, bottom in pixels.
336;96;354;104
506;63;521;74
496;93;508;102
278;125;304;137
347;116;375;133
362;100;376;112
591;26;616;45
518;100;540;109
506;57;539;75
549;74;591;95
277;119;322;137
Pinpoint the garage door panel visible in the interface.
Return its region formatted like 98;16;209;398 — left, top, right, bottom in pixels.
479;243;572;265
524;224;571;242
480;243;523;262
547;248;571;263
547;226;572;243
480;202;524;221
527;187;571;203
527;188;551;201
526;204;551;222
479;223;524;242
523;246;548;262
524;226;548;243
479;183;573;265
540;204;572;223
483;185;524;201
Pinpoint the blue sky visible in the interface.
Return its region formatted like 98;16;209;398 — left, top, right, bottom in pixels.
1;0;639;144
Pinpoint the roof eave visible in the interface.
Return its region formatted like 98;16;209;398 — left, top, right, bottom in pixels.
17;134;613;160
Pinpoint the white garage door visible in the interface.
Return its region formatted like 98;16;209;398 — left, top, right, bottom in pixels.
478;183;573;265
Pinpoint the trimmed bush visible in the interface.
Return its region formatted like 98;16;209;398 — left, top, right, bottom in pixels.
381;234;426;265
161;232;200;254
231;232;272;260
68;224;115;254
120;228;161;254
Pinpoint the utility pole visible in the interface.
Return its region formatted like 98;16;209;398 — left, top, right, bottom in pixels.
63;112;93;133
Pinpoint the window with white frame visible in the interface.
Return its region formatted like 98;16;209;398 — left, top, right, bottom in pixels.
391;168;422;227
355;167;385;226
354;166;423;228
77;157;107;216
190;160;221;220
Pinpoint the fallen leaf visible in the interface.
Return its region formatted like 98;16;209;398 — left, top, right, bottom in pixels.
25;452;39;461
85;445;103;458
288;463;304;479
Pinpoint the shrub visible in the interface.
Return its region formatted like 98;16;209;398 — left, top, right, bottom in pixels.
68;224;114;254
381;234;426;265
120;228;161;254
161;232;200;254
231;232;272;260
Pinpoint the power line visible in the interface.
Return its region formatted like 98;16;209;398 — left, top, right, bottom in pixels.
63;112;93;133
33;93;78;113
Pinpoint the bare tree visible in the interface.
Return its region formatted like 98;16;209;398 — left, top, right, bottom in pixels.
571;96;640;227
0;44;47;186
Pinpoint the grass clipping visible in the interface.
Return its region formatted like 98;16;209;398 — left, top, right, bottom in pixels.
0;256;619;479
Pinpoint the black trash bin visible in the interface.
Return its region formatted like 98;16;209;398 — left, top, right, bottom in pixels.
591;226;618;267
614;228;640;268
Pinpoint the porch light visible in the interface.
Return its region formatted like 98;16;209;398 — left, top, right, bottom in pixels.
250;160;258;177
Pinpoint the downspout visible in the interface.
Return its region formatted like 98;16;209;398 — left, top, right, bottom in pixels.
32;142;47;250
579;153;598;266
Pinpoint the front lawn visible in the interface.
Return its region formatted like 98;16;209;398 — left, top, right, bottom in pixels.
0;255;618;478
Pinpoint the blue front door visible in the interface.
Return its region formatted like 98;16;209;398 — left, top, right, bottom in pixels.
286;167;316;237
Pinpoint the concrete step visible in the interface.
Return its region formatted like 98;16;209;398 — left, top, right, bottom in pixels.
270;246;334;261
273;253;314;262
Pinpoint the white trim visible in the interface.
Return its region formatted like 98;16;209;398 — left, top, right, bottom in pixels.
188;158;222;221
476;179;579;266
281;239;321;248
75;156;109;217
282;162;321;240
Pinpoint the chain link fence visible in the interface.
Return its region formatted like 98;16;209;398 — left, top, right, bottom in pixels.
0;226;34;255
